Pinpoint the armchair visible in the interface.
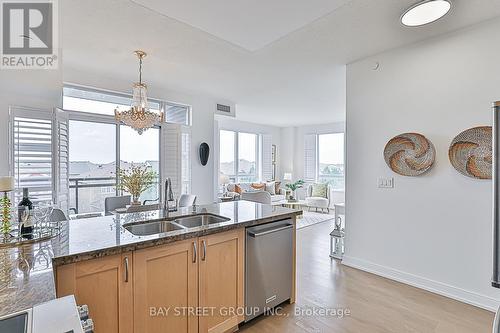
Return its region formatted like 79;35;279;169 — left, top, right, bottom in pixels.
305;184;331;213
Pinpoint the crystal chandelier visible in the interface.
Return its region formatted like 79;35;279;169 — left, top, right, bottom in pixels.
115;50;164;134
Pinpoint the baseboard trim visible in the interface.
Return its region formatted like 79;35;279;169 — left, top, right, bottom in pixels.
342;255;499;312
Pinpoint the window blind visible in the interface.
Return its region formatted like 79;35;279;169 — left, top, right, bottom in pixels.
165;103;190;126
11;108;54;204
161;123;182;198
53;109;69;213
261;134;273;181
304;134;317;182
181;127;192;194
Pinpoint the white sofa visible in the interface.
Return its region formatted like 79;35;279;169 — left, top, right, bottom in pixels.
226;182;286;202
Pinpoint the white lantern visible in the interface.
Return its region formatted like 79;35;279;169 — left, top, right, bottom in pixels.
330;216;345;259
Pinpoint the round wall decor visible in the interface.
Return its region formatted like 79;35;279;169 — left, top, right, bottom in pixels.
384;133;435;176
449;126;492;179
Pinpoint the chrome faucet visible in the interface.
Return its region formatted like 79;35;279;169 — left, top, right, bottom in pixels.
163;178;177;212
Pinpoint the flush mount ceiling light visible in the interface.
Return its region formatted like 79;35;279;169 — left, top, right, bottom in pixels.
115;50;164;134
401;0;451;27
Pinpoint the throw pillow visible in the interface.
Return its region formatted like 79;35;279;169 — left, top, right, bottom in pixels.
251;183;265;191
234;184;243;194
265;181;276;195
311;183;328;198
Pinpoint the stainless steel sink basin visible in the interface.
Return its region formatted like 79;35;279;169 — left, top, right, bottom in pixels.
173;214;230;228
124;221;184;236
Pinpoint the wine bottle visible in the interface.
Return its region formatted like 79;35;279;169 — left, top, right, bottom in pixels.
18;188;33;238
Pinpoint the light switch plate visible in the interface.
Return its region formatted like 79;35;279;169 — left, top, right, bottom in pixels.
378;177;394;188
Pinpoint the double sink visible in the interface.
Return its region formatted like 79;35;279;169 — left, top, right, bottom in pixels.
123;213;230;236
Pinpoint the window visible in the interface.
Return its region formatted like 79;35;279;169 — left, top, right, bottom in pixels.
67;120;161;215
238;132;258;182
318;133;345;190
9;87;192;215
181;131;191;194
220;130;236;182
63;85;190;126
11;112;54;204
69;120;116;214
62;86;190;213
219;130;258;183
10;108;69;209
120;125;160;203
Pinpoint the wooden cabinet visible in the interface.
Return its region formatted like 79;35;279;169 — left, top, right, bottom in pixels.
56;253;133;333
199;228;245;333
55;228;246;333
134;239;198;333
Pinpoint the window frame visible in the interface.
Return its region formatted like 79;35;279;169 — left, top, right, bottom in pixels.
219;129;260;184
63;84;192;126
66;113;162;213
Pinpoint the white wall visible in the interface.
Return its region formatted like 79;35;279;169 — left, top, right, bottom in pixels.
345;18;500;310
63;67;216;204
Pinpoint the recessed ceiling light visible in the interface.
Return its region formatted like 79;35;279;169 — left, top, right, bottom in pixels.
401;0;451;27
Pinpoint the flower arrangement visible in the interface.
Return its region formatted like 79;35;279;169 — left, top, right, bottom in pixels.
117;165;157;205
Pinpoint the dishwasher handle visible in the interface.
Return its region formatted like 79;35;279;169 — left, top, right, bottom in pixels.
247;224;293;238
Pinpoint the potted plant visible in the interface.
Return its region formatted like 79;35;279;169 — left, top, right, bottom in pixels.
285;179;305;202
117;165;157;205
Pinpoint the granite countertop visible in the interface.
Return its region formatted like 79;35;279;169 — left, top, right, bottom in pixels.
0;201;300;316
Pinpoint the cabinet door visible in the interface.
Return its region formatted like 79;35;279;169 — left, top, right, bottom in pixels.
134;239;198;333
56;253;133;333
199;229;245;333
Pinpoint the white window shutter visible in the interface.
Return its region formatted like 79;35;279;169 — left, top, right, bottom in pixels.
304;134;317;182
53;108;69;214
160;123;182;199
10;107;54;205
261;134;273;181
181;126;192;194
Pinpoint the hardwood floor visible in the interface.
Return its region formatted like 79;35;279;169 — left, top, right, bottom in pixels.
240;219;495;333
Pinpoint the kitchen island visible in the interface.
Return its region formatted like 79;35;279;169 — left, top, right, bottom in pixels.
0;201;300;332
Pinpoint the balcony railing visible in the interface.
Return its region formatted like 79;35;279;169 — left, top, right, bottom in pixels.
69;177;117;214
69;177;160;214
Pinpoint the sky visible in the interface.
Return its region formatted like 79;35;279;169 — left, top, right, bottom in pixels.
219;130;257;163
69;120;160;164
66;96;160;165
318;133;344;165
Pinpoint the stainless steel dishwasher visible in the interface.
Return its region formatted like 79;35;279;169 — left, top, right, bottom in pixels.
245;219;293;322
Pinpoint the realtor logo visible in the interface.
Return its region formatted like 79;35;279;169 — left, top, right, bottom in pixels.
1;0;58;69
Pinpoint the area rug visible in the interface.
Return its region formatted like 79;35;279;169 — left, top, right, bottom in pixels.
297;211;334;230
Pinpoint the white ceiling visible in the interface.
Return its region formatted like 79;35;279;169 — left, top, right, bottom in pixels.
131;0;352;51
61;0;500;127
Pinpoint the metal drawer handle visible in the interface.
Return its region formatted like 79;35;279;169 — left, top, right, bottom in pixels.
201;240;206;261
248;224;293;238
124;257;129;282
193;241;197;263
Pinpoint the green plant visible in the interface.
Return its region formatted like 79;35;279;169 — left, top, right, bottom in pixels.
285;179;305;192
117;165;157;203
1;194;11;235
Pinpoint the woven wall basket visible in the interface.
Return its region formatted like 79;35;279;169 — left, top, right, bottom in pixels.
384;133;435;176
449;126;492;179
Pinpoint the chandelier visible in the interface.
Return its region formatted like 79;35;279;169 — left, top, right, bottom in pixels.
115;50;164;134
